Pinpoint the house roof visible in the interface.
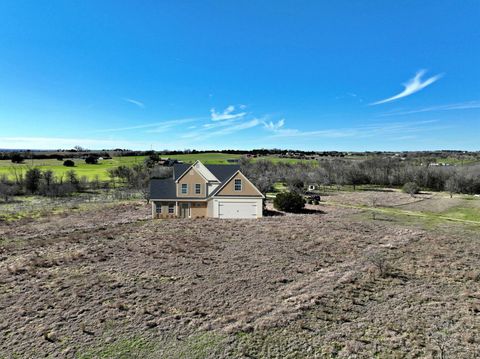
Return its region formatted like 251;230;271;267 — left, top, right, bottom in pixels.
151;163;243;200
149;178;177;199
173;163;240;182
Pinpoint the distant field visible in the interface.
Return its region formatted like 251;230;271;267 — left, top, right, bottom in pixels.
0;153;314;181
0;156;146;181
166;152;242;164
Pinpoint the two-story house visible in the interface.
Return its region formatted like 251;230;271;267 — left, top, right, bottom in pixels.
149;160;264;219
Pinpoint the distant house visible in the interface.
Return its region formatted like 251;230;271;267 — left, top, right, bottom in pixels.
149;160;264;219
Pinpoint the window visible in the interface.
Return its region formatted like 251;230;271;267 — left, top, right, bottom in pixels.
234;179;242;191
195;183;201;194
168;204;175;214
181;183;188;194
156;203;162;214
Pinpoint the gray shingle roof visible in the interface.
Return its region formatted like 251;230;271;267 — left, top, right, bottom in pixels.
151;163;242;200
149;178;177;199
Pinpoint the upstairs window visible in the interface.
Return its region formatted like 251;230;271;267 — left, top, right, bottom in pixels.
195;183;201;194
234;179;242;191
181;183;188;194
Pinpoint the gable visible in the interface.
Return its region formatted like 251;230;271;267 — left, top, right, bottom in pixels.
214;171;263;197
193;161;218;182
177;167;208;197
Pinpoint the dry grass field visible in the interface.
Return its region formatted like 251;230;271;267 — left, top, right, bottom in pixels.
1;191;479;358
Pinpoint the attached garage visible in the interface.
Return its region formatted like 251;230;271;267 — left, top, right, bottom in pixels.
211;198;263;218
218;201;257;218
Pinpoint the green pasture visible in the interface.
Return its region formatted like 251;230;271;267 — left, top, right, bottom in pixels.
0;156;146;181
167;152;242;164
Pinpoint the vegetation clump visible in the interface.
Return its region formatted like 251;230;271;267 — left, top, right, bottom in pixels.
63;159;75;167
85;156;98;164
402;182;420;196
273;192;305;213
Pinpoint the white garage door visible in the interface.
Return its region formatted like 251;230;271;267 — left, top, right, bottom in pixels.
218;201;257;218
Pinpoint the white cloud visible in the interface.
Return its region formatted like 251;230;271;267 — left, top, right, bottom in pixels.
123;98;145;108
380;100;480;116
210;105;246;121
370;70;443;105
263;119;285;131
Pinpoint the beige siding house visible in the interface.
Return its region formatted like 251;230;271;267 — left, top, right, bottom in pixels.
150;161;264;219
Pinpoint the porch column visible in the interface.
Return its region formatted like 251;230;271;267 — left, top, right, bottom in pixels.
176;201;178;217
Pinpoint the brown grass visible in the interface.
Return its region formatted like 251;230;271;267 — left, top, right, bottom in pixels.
0;197;479;357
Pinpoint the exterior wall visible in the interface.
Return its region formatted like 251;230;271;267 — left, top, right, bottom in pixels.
207;200;214;217
190;202;207;218
207;182;220;195
215;172;262;197
176;167;207;198
211;197;263;218
152;201;178;219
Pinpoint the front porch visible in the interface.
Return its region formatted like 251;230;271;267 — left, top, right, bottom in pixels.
151;201;207;219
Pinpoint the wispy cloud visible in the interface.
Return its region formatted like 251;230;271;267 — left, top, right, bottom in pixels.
210;118;260;136
370;70;443;105
263;119;285;131
210;105;246;121
123;98;145;108
262;118;445;139
380;100;480;117
93;118;203;133
146;118;201;133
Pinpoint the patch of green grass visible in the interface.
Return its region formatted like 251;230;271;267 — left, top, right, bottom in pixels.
326;201;480;229
78;337;155;359
159;332;227;359
440;206;480;222
78;332;227;359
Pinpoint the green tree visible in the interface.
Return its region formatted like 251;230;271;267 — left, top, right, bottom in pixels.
25;168;42;193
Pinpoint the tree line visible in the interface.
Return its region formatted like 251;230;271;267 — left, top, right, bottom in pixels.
241;158;480;196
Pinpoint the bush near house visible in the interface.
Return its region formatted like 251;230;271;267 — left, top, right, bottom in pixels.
273;192;305;213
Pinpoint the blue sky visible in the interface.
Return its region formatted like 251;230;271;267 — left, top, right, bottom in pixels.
0;1;479;151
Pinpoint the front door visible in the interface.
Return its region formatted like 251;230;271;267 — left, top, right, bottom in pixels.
180;203;190;218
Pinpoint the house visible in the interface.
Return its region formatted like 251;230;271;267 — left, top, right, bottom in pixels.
149;160;264;219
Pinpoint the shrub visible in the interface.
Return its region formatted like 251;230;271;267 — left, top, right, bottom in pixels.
313;200;319;205
11;153;24;164
63;160;75;167
273;192;305;213
85;156;98;164
25;168;42;194
402;182;420;196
